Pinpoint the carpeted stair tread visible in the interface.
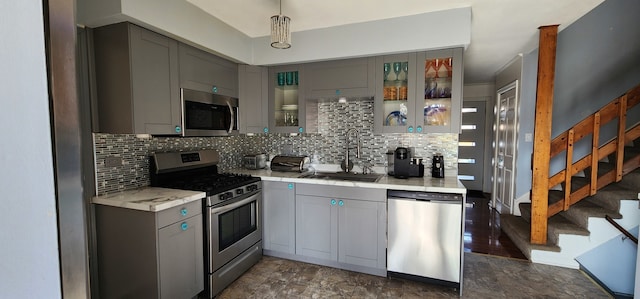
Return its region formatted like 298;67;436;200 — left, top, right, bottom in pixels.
570;177;590;192
546;214;590;245
560;199;622;228
500;214;561;259
517;203;589;245
585;184;638;211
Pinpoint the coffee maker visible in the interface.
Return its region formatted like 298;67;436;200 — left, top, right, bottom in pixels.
431;154;445;178
392;147;424;179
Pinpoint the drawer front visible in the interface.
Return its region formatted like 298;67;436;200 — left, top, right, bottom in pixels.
296;184;384;202
157;199;202;228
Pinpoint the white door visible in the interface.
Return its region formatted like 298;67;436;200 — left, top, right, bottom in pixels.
458;100;487;191
492;81;518;214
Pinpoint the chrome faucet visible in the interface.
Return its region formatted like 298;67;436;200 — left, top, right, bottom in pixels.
344;128;360;173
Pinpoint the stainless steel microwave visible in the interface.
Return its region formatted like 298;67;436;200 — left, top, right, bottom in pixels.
181;88;238;137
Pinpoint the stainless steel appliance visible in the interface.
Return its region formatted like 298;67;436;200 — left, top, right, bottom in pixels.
150;150;262;298
387;190;464;293
243;153;267;170
392;147;424;178
181;88;239;137
270;155;310;172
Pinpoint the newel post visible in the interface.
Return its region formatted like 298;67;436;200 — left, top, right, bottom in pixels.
531;25;559;245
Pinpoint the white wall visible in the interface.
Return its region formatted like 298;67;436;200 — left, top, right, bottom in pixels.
0;2;61;298
77;0;470;66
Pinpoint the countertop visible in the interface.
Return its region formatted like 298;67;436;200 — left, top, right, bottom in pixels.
92;187;206;212
230;166;467;194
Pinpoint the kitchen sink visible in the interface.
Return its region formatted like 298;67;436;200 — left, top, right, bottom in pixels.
298;171;383;182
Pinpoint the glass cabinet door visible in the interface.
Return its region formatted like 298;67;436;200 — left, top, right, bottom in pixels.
269;66;305;134
417;48;462;133
375;53;416;133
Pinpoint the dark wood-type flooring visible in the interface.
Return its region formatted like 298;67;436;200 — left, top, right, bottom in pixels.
464;192;527;259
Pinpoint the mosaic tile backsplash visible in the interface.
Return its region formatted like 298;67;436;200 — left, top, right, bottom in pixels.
94;100;458;195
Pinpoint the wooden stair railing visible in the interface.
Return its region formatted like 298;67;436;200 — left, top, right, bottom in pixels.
530;83;640;244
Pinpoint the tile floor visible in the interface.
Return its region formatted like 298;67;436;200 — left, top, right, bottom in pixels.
217;192;610;298
218;254;609;298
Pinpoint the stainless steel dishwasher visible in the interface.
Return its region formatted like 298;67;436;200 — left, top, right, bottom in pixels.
387;190;465;292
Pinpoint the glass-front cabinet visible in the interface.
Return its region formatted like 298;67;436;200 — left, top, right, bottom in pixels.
374;53;417;134
417;48;463;133
374;48;462;134
268;65;306;134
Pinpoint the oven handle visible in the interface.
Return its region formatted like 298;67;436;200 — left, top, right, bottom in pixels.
210;192;259;215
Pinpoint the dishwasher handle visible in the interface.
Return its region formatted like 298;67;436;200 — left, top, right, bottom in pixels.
387;190;463;203
388;196;462;204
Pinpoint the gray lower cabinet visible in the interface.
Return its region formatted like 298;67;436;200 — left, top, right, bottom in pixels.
178;43;238;97
95;200;204;299
262;181;296;254
295;184;386;274
238;65;269;134
93;22;181;135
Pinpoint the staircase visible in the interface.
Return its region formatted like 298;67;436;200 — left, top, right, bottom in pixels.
501;83;640;269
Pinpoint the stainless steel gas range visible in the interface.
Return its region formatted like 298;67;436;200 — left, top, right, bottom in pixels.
150;150;262;298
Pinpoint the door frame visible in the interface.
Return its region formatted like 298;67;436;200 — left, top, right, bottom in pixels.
492;80;519;214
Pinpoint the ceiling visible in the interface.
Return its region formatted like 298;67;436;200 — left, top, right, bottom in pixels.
188;0;604;83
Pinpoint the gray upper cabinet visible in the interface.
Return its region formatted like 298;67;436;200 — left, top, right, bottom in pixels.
268;65;306;134
374;48;463;134
305;57;376;98
262;181;296;254
93;22;181;135
238;65;269;134
178;43;238;98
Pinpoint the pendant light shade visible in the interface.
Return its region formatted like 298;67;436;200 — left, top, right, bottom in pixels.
270;0;291;49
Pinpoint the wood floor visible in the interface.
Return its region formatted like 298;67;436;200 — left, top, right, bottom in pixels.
464;192;527;259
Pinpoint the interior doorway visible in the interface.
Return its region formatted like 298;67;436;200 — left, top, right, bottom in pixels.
492;81;519;214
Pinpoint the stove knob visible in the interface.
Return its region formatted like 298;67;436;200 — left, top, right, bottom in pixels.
236;188;244;195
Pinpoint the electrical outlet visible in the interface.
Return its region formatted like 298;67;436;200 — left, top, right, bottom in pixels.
105;156;122;167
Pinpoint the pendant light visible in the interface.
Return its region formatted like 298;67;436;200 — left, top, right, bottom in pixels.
270;0;291;49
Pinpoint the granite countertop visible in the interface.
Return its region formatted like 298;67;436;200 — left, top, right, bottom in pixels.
229;165;466;194
92;187;206;212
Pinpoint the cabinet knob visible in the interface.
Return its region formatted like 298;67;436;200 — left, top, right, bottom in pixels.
331;199;337;206
417;126;423;133
288;183;294;190
212;86;218;93
263;127;269;133
338;200;344;206
335;89;341;95
298;127;304;133
180;208;188;216
175;126;182;133
408;126;414;133
180;222;188;231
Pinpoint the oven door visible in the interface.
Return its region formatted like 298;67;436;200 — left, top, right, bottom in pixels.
181;88;238;137
208;191;262;273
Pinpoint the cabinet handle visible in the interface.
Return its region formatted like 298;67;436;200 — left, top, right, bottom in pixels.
298;127;304;133
180;208;188;216
331;199;337;205
263;127;269;133
212;86;218;93
338;200;344;206
175;126;182;134
408;126;414;133
288;183;294;190
335;89;341;95
180;222;188;231
416;126;423;133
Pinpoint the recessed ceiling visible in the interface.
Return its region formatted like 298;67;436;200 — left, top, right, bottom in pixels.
188;0;604;83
